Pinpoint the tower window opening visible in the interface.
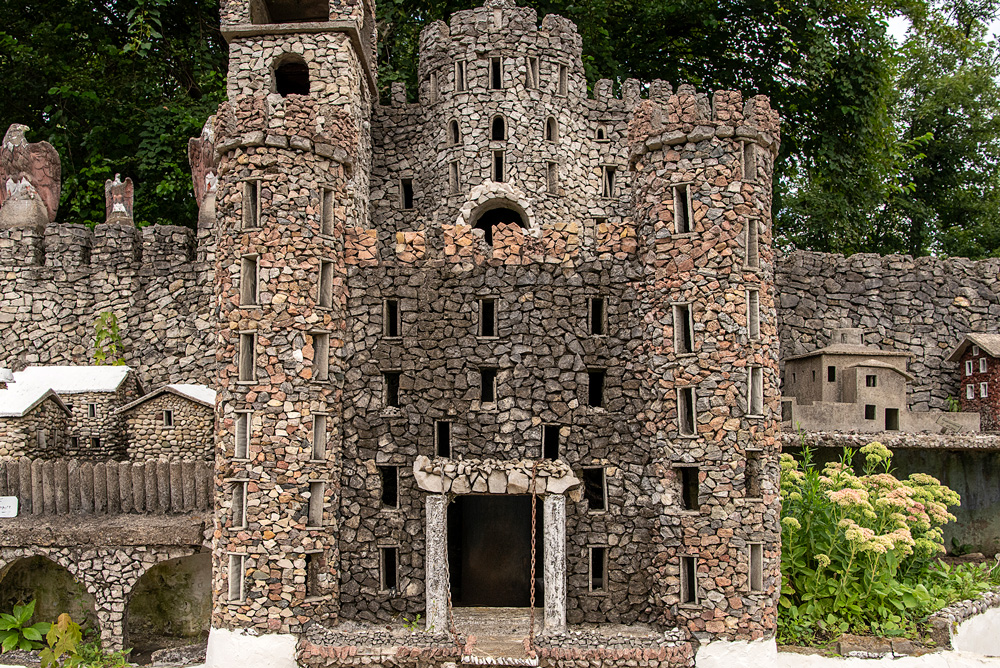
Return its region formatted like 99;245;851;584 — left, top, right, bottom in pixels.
379;465;399;508
545;117;558;142
455;60;467;92
479;298;497;336
427;72;438;103
746;219;759;268
680;556;698;604
596;125;608;141
275;58;310;97
590;546;607;592
312;414;327;460
318;260;334;308
231;480;247;528
489;56;503;89
749;366;764;415
582;467;607;511
235;411;250;459
542;424;560;459
491;116;506;141
243;181;261;229
321;187;334;235
546;162;558;194
747;289;760;339
743;142;757;182
384;299;400;337
678;387;696;436
526;57;539;89
480;367;497;403
588;369;606;408
558;63;568;95
228;554;245;602
435;420;452;457
238;332;256;382
492;150;505;182
240;256;258;306
679;466;699;510
601;165;616;198
383;371;401;407
312;332;330;381
589;297;606;336
673;303;694;354
400;178;414;209
448;119;461;145
305;552;322;598
307;481;325;527
750;544;764;592
745;450;762;497
674;184;692;234
380;547;398;592
449;161;460;194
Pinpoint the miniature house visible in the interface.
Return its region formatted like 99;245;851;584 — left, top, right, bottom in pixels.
119;384;216;461
0;369;71;458
948;334;1000;431
783;328;979;434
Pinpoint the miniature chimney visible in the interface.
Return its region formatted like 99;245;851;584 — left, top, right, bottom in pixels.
0;368;13;390
833;327;863;345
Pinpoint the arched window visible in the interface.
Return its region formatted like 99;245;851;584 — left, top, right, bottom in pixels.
449;119;461;145
545;117;558;142
596;125;608;142
274;56;310;96
491;116;506;141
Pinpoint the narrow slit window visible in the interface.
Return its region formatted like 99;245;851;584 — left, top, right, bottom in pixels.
383;371;400;407
384;299;400;337
582;467;607;511
981;358;988;373
967;384;975;399
313;332;330;382
400;178;414;210
379;465;399;508
526;57;539;89
480;367;497;403
70;436;79;451
321;188;334;236
749;366;764;415
828;366;836;382
235;412;250;459
750;544;763;592
427;72;438;103
492;150;505;182
545;117;558;142
448;119;460;145
680;556;697;604
305;552;321;598
865;404;876;420
318;260;334;308
679;466;699;510
673;304;694;354
589;297;606;336
678;387;696;436
241;256;258;305
243;181;260;229
981;382;989;398
674;185;691;234
558;63;568;95
449;161;460;194
974;345;981;355
491;116;506;141
231;481;247;528
747;289;760;339
307;481;324;527
745;450;762;497
312;414;327;460
88;403;97;419
588;369;605;408
227;554;245;602
966;360;974;376
743;142;757;182
490;56;502;89
239;332;256;381
162;410;174;427
601;166;616;198
590;546;607;592
546;162;558;194
542;424;559;459
479;298;496;337
455;60;467;92
435;420;451;457
746;219;759;268
380;547;398;592
91;437;101;450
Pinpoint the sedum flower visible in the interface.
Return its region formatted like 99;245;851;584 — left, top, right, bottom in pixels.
815;554;831;569
782;516;801;531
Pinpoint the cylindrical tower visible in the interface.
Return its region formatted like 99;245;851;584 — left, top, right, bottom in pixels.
628;87;783;640
207;0;375;662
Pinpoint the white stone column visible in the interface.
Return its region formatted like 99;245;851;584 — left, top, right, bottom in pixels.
425;495;449;632
543;494;566;632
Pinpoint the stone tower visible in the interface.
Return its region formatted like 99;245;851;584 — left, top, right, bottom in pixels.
209;0;376;658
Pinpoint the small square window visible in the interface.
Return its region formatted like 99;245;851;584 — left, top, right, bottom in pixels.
966;360;974;376
87;403;97;419
981;358;988;373
582;467;607;512
967;384;975;400
865;404;876;420
162;410;174;427
827;366;836;382
91;437;101;450
866;374;877;387
981;382;989;398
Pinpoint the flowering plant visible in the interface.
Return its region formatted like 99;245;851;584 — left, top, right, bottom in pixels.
779;442;970;643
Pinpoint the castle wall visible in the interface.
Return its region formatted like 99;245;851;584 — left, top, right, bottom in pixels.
0;224;216;390
775;251;1000;414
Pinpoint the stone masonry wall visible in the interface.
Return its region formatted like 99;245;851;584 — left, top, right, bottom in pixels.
0;397;68;458
124;394;215;461
775;251;1000;415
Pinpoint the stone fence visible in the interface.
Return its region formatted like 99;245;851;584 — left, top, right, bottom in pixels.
0;457;213;515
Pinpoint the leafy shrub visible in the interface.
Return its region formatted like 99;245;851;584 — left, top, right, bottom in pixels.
778;442;982;643
40;613;82;668
0;600;51;653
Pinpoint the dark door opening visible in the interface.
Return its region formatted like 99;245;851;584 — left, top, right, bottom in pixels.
885;408;900;431
473;207;525;245
448;495;543;607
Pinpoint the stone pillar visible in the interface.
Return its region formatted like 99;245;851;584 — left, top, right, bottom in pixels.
425;495;449;632
542;494;566;632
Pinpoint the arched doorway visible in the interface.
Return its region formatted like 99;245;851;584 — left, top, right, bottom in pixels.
125;553;211;662
274;56;310;97
0;556;97;632
471;200;527;245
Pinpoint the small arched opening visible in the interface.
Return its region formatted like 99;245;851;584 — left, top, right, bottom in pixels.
545;117;558;142
0;556;98;632
448;119;461;145
125;553;211;663
596;125;608;141
274;56;310;97
252;0;329;23
471;200;527;246
491;116;506;141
